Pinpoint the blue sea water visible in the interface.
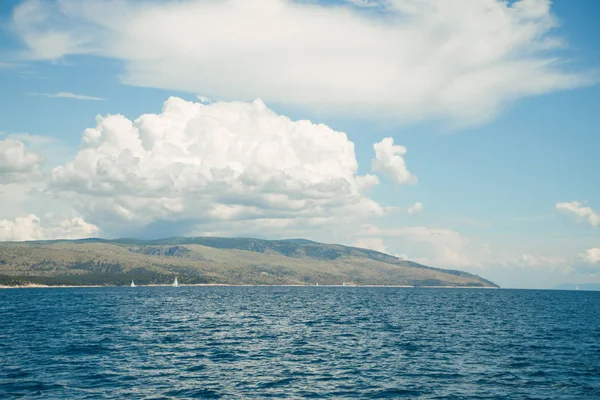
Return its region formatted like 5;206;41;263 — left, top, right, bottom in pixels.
1;287;599;399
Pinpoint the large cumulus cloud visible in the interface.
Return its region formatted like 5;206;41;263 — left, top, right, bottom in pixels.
51;97;385;232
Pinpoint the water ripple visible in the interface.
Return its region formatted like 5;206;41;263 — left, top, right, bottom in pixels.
1;287;599;399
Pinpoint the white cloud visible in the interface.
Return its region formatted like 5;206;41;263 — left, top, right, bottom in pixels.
50;216;100;239
0;214;99;241
345;0;380;8
372;137;416;185
388;226;484;268
516;254;567;268
0;215;44;241
0;132;74;175
346;222;600;287
31;92;104;101
579;248;600;264
0;139;44;183
11;0;592;125
356;174;380;191
556;201;600;227
1;132;56;145
351;225;585;281
0;139;43;172
407;201;423;215
195;95;212;103
356;225;488;268
50;96;384;232
352;237;388;254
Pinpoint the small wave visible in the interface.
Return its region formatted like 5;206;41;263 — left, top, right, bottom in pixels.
257;377;295;388
186;365;206;372
62;343;111;355
367;388;425;398
164;387;221;398
2;286;599;399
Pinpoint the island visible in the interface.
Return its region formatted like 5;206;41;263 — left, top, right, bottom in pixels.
0;237;498;288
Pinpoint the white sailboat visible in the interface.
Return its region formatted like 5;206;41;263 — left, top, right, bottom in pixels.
131;280;136;287
576;285;579;291
173;277;179;287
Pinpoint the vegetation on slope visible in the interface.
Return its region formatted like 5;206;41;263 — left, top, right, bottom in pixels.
0;237;498;287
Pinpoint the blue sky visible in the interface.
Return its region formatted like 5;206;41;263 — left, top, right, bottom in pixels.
0;0;599;288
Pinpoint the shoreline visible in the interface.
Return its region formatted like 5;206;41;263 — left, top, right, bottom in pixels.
0;283;498;289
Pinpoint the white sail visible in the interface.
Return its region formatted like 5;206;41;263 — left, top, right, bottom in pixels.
131;280;136;287
173;277;179;287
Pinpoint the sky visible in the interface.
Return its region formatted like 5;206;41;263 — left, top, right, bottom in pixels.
0;0;599;289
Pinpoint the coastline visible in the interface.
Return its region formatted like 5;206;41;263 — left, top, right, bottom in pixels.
0;283;498;289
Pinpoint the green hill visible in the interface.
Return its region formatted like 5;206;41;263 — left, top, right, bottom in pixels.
0;237;498;288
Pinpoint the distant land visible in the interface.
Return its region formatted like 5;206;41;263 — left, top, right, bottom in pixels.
0;237;498;288
553;283;600;291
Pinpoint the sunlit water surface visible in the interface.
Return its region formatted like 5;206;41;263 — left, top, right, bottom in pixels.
1;287;599;399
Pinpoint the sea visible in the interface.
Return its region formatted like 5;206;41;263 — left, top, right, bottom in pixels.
1;286;599;399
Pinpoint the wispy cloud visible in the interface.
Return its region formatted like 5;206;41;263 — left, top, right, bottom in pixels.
407;202;423;215
579;248;600;264
30;92;104;101
556;201;599;227
195;95;212;103
0;132;56;145
345;0;380;8
12;0;594;125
